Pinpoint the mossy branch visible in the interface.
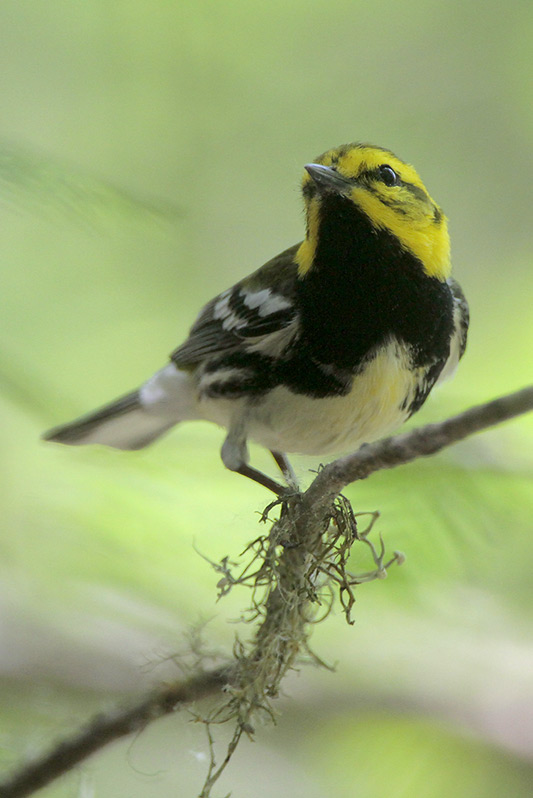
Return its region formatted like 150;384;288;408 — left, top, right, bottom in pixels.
1;385;532;798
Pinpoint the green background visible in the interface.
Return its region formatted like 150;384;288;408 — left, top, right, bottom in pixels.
1;1;532;796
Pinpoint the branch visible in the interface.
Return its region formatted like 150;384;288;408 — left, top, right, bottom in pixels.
0;667;233;798
304;385;533;514
1;385;532;798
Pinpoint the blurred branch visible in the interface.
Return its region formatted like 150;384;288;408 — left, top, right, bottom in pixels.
1;384;532;798
0;668;233;798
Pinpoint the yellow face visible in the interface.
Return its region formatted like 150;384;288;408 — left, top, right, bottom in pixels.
297;143;451;282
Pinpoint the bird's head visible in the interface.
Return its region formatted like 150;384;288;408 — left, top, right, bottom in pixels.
296;143;451;282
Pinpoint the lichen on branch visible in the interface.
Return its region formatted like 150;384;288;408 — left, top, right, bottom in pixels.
1;385;532;798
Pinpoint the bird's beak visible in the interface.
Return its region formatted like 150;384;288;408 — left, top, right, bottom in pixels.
304;163;352;194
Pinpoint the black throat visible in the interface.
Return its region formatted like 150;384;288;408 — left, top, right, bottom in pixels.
296;195;454;371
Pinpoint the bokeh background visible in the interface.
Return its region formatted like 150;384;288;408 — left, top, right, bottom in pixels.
1;2;532;796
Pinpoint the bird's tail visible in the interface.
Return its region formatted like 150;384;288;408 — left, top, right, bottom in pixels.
43;390;177;450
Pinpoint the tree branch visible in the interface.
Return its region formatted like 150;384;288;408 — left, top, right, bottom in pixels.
0;667;233;798
1;385;532;798
304;385;533;514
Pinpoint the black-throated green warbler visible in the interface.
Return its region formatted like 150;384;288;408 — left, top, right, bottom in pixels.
44;143;469;493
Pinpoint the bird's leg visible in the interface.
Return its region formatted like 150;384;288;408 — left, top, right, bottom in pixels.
270;450;298;490
234;463;288;495
221;412;287;495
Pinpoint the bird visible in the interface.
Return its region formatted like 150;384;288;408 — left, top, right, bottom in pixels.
43;142;469;494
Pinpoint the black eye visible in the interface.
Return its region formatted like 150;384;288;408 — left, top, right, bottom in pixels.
378;165;399;187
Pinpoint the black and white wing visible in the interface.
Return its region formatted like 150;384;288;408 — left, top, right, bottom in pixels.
171;244;300;368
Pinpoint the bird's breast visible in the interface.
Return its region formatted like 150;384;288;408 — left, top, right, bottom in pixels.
246;338;425;455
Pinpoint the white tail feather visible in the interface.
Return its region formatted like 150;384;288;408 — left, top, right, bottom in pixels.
44;365;198;451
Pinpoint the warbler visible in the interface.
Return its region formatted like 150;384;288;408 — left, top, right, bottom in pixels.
44;143;469;493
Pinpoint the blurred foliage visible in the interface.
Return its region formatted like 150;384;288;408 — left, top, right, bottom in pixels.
0;143;182;229
0;1;532;796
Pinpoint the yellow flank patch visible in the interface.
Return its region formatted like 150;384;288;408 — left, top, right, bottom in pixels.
241;338;421;456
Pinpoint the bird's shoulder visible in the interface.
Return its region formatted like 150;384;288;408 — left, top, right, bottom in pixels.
171;243;301;367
